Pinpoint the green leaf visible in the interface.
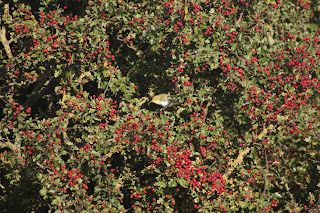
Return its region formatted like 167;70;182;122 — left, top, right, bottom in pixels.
178;179;188;188
168;179;177;187
39;187;47;196
51;198;60;206
54;70;62;78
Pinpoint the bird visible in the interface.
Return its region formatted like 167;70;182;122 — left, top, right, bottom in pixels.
151;94;171;107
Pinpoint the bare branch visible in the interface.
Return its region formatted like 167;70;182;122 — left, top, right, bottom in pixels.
0;3;13;59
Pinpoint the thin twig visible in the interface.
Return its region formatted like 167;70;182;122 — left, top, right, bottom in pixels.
103;74;113;97
262;147;269;196
222;45;254;72
103;66;118;97
36;162;54;175
235;12;243;25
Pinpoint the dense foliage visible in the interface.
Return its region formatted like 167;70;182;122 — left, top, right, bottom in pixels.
1;0;320;212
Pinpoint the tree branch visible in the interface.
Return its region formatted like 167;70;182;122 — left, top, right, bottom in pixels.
0;3;13;59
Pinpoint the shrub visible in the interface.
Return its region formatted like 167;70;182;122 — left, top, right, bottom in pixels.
1;0;320;212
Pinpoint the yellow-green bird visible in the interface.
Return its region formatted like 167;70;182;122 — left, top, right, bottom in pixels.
151;94;171;107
